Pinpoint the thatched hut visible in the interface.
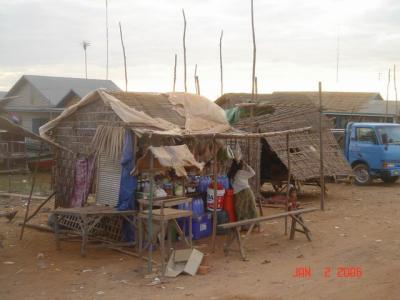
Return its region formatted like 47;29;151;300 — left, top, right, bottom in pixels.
215;93;352;191
40;90;232;209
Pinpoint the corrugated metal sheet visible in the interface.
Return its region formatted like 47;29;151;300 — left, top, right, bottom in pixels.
96;153;121;207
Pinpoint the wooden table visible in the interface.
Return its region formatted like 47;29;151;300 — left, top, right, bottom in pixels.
53;206;137;257
137;197;193;275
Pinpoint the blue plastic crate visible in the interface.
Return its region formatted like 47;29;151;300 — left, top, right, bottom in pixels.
178;212;212;240
192;212;212;240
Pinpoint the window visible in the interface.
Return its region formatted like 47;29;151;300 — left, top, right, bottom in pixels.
376;126;400;144
32;118;49;134
356;127;377;144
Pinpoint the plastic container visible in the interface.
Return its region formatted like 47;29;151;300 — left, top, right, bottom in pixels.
223;189;237;222
192;212;212;240
192;197;205;217
207;183;225;211
218;175;230;190
178;212;212;240
197;176;212;193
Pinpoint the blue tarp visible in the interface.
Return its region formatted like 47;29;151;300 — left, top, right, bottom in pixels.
117;129;137;242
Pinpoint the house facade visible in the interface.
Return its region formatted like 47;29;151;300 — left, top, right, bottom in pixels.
1;75;120;133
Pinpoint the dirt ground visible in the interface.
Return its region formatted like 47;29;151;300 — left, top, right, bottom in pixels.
1;181;400;300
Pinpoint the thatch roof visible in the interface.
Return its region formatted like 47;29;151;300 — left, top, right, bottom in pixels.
215;92;397;116
222;93;352;181
274;91;383;113
109;91;186;127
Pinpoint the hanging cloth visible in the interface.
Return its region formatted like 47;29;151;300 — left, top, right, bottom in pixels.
70;156;95;208
117;129;137;241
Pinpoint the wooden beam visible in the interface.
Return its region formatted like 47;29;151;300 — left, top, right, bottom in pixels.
25;192;55;223
0;192;48;200
20;142;43;240
173;54;177;92
285;133;290;235
119;22;128;92
219;29;224;96
319;82;325;210
250;0;256;101
211;140;218;253
182;9;187;92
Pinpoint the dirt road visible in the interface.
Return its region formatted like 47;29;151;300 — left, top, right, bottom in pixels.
1;182;399;300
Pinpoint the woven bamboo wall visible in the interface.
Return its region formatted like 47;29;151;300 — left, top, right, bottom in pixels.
235;104;352;182
51;98;122;207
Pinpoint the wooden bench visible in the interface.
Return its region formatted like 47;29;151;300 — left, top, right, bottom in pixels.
218;207;318;260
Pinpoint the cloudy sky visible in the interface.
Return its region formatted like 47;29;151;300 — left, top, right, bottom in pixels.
1;0;399;100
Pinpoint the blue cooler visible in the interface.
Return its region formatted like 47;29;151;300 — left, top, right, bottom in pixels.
192;212;212;240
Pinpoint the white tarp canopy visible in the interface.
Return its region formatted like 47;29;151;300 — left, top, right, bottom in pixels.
39;90;231;143
134;144;204;177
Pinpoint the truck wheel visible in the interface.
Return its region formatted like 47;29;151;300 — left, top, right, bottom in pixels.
353;164;372;185
381;175;399;183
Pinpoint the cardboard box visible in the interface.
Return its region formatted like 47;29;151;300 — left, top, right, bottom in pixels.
165;248;204;277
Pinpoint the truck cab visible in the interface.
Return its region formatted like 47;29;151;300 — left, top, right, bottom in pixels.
344;122;400;185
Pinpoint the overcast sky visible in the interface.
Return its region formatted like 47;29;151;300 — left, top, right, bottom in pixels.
1;0;400;100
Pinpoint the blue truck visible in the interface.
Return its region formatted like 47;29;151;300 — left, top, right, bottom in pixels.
342;122;400;185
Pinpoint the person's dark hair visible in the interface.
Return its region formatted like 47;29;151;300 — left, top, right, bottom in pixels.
228;160;243;181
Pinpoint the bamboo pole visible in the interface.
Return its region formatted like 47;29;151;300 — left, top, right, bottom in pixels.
285;133;290;235
386;68;391;122
219;30;224;96
318;82;325;211
194;64;198;94
147;153;154;273
25;191;55;224
211;140;218;253
173;54;177;92
182;9;187;92
250;0;256;101
255;76;258;101
119;22;128;92
196;76;200;95
20;142;43;240
105;0;109;80
394;64;398;118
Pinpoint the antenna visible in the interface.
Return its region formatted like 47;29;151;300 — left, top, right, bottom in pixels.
336;27;340;83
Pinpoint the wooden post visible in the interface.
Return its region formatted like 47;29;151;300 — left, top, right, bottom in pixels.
394;64;398;118
219;30;224;96
211;140;218;253
386;68;391;122
147;153;155;273
119;22;128;92
250;0;256;101
285;133;290;235
319;82;325;211
182;9;187;92
20;142;43;240
173;54;177;92
196;76;200;95
25;192;55;223
194;64;198;94
254;76;258;96
105;0;109;80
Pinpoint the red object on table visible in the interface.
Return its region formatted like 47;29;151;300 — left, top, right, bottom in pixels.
223;189;237;222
